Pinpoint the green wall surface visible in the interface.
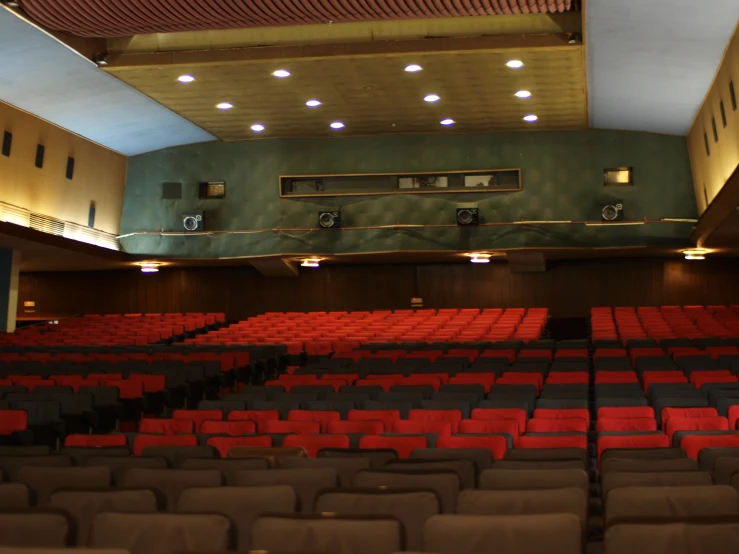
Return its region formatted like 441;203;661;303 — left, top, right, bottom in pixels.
120;130;698;258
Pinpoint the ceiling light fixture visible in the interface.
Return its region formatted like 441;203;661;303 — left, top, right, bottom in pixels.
216;102;233;110
506;60;524;69
330;121;345;129
301;258;321;268
306;100;322;107
683;249;707;260
523;115;538;122
250;124;265;132
177;75;195;83
469;253;491;264
440;118;455;126
405;64;423;72
515;90;531;98
272;69;291;78
138;262;161;273
424;94;440;103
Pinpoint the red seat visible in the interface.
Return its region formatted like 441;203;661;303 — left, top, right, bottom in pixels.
546;372;589;385
448;373;496;392
457;419;519;439
326;420;384;435
498;373;543;392
287;410;341;433
402;375;445;389
282;434;351;457
436;435;507;459
517;350;552;361
515;435;587;450
133;434;198;456
596;418;657;433
200;420;256;436
258;420;320;435
128;374;166;393
64;434;128;448
598;407;654;419
532;408;590;425
471;408;527;434
354;379;398;392
0;410;26;435
172;410;223;432
594;372;639;384
666;417;729;442
596;434;670;463
347;410;401;431
661;407;718;428
392;420;452;436
228;410;281;423
526;418;588;433
108;380;144;399
690;372;737;389
207;435;272;458
408;409;463;433
727;406;739;430
642;371;688;392
139;418;194;435
358;435;427;458
681;434;739;459
14;379;55;392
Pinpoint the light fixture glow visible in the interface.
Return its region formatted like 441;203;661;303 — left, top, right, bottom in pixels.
683;249;707;260
138;262;161;273
216;102;233;110
301;258;321;268
405;64;423;72
468;253;492;264
272;69;291;78
515;90;531;98
250;124;265;132
440;118;455;126
177;75;195;83
424;94;440;103
330;121;345;129
523;114;538;122
306;99;322;107
506;60;524;68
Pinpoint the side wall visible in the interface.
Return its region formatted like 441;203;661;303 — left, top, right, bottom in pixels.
19;258;739;320
0;101;128;235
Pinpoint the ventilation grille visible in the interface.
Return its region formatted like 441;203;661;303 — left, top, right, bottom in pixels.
0;201;120;251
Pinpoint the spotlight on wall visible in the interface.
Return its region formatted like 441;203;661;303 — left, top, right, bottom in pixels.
683;249;707;260
93;53;109;67
468;253;491;264
301;258;321;268
137;262;161;273
1;1;20;7
568;33;582;44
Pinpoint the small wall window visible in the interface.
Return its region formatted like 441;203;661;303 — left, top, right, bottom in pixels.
1;131;11;157
704;132;710;156
712;117;719;143
731;81;737;111
34;144;45;169
720;101;727;127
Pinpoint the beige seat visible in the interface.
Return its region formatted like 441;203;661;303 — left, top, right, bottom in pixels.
504;448;588;465
180;457;269;485
604;486;739;528
281;456;372;487
0;549;129;554
713;457;739;485
423;514;581;554
177;485;297;549
228;446;306;467
121;469;222;511
410;448;494;472
17;467;111;504
479;468;589;498
456;487;588;534
601;458;698;475
49;489;160;545
0;484;30;509
0;510;73;548
319;449;397;468
85;456;168;485
235;468;337;513
251;514;403;554
352;469;460;514
385;459;477;489
89;513;233;554
601;471;713;497
0;456;71;481
140;446;215;468
604;521;739;554
493;460;587;471
316;488;440;550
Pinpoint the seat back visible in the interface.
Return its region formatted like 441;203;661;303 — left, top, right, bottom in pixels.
352;469;460;514
121;469;222;511
234;468;338;512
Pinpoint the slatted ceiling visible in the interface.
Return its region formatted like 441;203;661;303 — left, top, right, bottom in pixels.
108;47;587;140
19;0;575;38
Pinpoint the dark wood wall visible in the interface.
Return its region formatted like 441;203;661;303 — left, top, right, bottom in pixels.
19;258;739;321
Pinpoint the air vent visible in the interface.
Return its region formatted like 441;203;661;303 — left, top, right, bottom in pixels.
30;213;65;236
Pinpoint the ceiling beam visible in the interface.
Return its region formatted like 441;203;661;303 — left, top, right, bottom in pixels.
107;33;575;69
250;257;299;277
692;164;739;248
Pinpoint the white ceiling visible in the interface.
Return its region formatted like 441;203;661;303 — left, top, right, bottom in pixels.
587;0;739;135
0;5;215;155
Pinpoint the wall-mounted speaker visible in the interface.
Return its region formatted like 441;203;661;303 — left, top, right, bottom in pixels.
1;131;11;157
456;203;479;226
601;203;624;221
182;211;204;232
319;210;341;229
35;144;45;169
65;156;75;180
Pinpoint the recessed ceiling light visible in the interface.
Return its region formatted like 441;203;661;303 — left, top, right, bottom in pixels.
683;249;707;260
330;121;345;129
515;90;532;98
506;60;524;68
440;118;455;126
306;100;322;107
523;114;538;122
424;94;440;103
216;102;233;110
405;64;423;72
251;124;265;132
138;262;161;273
177;75;195;83
301;258;321;268
272;69;291;78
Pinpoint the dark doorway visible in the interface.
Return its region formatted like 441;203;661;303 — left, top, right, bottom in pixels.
549;317;589;341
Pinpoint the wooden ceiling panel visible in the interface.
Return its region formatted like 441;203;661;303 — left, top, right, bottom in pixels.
108;45;587;140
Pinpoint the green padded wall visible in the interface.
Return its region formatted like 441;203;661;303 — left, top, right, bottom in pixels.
120;130;697;258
